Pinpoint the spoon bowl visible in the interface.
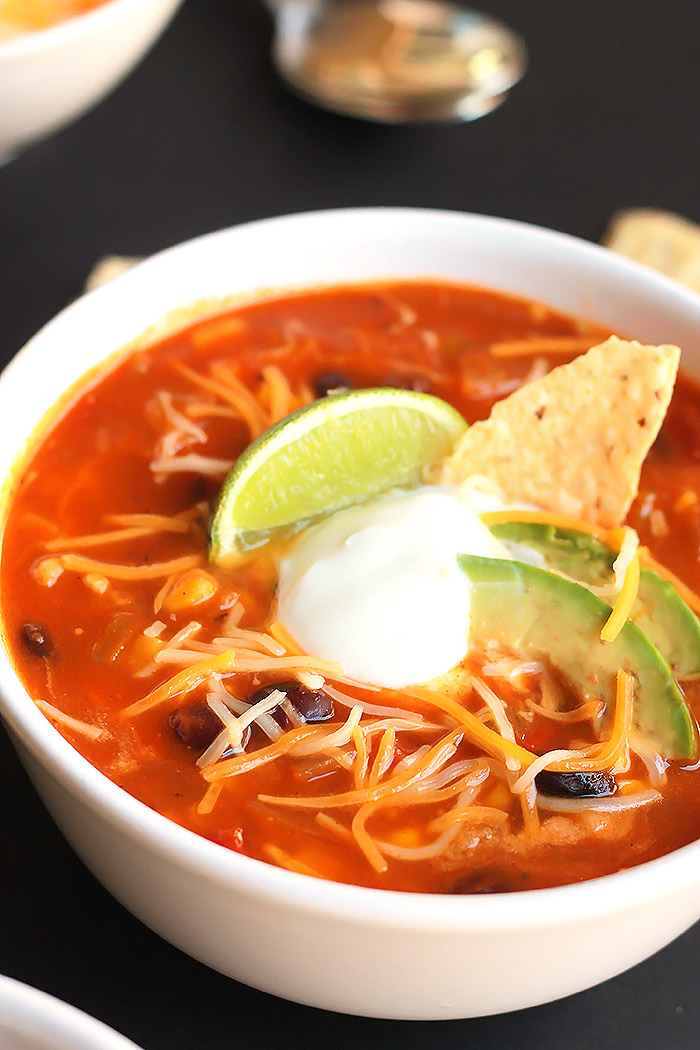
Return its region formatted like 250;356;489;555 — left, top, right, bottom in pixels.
270;0;527;122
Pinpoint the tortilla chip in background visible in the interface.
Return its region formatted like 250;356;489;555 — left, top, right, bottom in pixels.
604;209;700;293
433;336;680;528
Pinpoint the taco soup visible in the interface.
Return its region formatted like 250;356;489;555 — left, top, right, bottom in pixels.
2;279;700;894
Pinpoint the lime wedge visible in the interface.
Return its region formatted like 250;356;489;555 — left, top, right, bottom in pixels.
209;387;467;564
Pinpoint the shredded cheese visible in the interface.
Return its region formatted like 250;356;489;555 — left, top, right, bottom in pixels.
260;364;295;423
352;725;369;788
481;510;700;624
203;724;322;781
291;706;362;756
255;729;463;808
262;844;325;879
487;336;595;358
56;552;203;581
479;509;618;546
125;650;237;716
549;669;635;776
368;725;397;786
197;781;224;815
601;544;641;642
351;804;388;873
268;621;303;655
408;686;536;769
36;700;108;742
150;454;234;476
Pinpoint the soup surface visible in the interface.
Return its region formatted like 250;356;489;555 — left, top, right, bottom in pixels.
3;280;700;893
0;0;107;39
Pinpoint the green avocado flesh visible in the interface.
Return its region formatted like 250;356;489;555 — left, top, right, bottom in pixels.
458;554;697;762
490;521;700;679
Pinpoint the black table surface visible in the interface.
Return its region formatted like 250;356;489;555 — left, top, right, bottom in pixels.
2;1;700;1046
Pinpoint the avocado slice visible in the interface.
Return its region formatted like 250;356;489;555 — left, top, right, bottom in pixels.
490;521;700;679
458;554;697;762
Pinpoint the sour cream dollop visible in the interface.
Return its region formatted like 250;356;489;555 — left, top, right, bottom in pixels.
277;487;506;689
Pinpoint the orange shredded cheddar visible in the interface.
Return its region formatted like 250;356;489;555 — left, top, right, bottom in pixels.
124;650;237;716
268;621;303;655
481;511;700;617
552;669;634;774
408;686;536;768
487;336;595;358
230;656;344;676
56;552;203;581
205;724;324;780
189;315;248;350
368;726;396;786
209;362;269;436
352;724;369;788
173;361;267;437
255;729;463;807
479;509;618;546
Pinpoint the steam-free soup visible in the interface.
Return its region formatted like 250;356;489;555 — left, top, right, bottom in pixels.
3;281;700;893
0;0;107;39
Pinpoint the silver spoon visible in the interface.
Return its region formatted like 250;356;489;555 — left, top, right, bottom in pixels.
269;0;527;123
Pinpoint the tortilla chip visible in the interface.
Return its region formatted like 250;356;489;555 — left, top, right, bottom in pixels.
433;337;679;528
85;255;142;292
604;209;700;293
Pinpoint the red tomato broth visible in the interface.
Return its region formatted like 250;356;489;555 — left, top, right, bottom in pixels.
0;0;109;36
2;280;700;894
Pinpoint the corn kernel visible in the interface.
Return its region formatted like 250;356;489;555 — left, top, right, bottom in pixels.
130;633;164;667
388;826;423;848
162;569;218;613
84;573;109;595
31;557;63;588
484;782;511;810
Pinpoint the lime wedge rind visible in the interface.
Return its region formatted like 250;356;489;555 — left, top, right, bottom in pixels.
210;387;467;564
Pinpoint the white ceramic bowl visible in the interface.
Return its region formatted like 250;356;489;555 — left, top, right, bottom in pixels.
1;208;700;1020
0;0;184;165
0;975;141;1049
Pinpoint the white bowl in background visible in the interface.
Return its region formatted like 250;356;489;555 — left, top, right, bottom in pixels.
0;975;141;1049
0;0;184;165
1;208;700;1020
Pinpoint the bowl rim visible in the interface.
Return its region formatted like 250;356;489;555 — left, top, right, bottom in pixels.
0;974;141;1048
2;205;700;933
0;0;179;59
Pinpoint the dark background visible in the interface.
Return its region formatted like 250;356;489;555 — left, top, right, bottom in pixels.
1;0;700;1046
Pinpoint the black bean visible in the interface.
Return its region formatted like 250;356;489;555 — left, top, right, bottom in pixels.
247;680;335;724
379;372;432;393
169;703;229;752
313;372;352;398
451;868;527;894
535;769;616;798
21;623;53;657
